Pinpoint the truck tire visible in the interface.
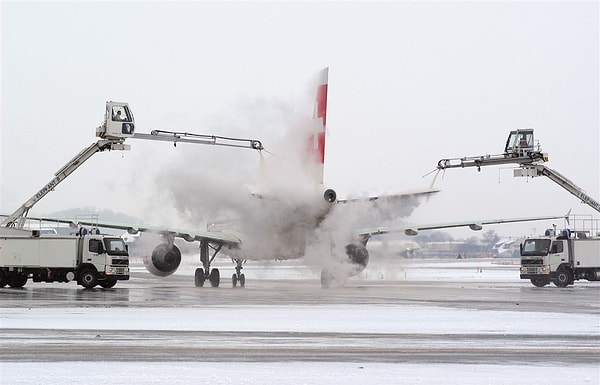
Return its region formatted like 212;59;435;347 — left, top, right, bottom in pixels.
0;270;7;288
554;267;573;288
8;274;27;288
99;278;117;288
530;278;549;287
79;269;98;289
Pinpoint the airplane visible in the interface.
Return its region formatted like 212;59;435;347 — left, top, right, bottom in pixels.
68;68;564;288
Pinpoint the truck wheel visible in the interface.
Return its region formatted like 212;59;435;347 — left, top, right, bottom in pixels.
79;270;98;289
99;278;117;288
554;268;573;288
8;274;27;288
530;278;549;287
0;270;7;288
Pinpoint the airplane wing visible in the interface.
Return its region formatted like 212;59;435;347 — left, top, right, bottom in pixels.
14;216;242;247
334;188;441;223
357;213;568;238
336;188;440;204
93;221;242;247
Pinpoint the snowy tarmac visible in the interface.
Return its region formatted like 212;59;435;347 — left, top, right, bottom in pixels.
1;258;599;384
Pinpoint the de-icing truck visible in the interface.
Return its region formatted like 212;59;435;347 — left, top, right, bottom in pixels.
0;226;129;288
520;221;600;287
1;101;264;289
0;101;137;289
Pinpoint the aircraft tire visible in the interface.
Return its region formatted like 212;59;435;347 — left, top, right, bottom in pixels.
232;273;238;287
195;268;205;287
239;274;245;288
209;268;220;288
320;269;333;288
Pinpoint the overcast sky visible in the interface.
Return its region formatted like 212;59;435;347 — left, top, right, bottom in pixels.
1;1;598;238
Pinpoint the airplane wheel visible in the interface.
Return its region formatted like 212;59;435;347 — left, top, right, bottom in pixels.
232;273;238;287
320;269;333;288
195;268;205;287
239;274;245;288
209;268;220;287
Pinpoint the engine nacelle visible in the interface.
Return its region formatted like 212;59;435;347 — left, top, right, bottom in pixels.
345;243;369;276
143;243;181;277
321;243;370;287
323;188;337;203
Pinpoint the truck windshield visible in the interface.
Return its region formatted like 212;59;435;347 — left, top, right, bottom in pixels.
521;239;551;256
104;238;128;256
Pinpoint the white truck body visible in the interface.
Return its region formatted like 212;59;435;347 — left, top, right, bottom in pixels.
520;230;600;287
0;227;129;288
2;236;78;268
572;239;600;268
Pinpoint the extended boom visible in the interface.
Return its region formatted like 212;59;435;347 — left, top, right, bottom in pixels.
436;129;599;213
1;139;129;228
3;101;264;229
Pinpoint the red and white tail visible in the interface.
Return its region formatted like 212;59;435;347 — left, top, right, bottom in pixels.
307;67;329;184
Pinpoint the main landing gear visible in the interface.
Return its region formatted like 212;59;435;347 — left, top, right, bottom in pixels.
194;240;222;287
195;267;220;287
194;241;247;288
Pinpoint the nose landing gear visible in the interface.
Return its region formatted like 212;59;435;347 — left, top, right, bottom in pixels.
231;258;246;288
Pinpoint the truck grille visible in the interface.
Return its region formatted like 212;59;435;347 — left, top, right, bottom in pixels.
112;259;129;266
521;259;543;265
115;267;127;275
525;267;541;275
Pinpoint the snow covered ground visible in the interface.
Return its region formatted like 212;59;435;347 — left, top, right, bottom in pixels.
1;258;598;384
2;305;598;335
2;361;598;385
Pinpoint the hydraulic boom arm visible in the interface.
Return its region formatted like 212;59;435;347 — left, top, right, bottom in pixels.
517;165;600;213
1;139;129;228
3;101;265;229
133;130;263;150
435;129;600;213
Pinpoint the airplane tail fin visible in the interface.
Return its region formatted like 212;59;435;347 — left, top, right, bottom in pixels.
254;68;330;198
307;67;329;185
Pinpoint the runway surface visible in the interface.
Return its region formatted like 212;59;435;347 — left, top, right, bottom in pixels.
1;258;599;384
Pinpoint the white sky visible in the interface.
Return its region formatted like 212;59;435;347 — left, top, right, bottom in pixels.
1;1;598;238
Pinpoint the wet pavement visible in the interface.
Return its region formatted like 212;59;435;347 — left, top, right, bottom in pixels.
1;259;599;365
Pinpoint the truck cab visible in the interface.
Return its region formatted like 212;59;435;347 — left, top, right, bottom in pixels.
96;101;135;139
78;232;130;288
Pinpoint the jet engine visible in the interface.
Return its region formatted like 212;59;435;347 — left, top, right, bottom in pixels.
345;243;370;274
143;243;182;277
320;243;370;287
323;188;337;203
